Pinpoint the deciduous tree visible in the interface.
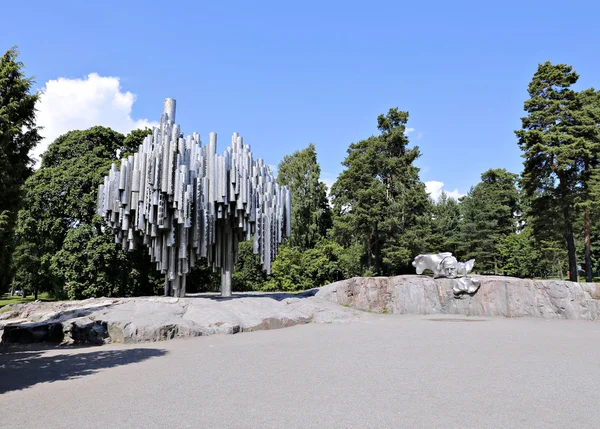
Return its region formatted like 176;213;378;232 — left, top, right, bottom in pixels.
276;143;331;250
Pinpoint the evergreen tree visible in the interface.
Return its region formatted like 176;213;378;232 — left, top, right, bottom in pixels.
571;89;600;281
331;108;431;275
429;191;461;256
458;169;519;273
515;62;595;282
0;47;41;292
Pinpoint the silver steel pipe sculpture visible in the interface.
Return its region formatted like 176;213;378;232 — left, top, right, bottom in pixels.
97;98;292;297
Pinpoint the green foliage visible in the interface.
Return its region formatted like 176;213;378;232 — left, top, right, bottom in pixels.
331;108;431;275
265;239;348;291
122;128;153;158
515;62;600;281
277;143;331;250
50;221;163;299
458;169;519;273
52;222;129;299
0;210;10;235
232;240;266;291
498;228;541;278
429;191;461;256
233;143;337;292
0;47;41;292
14;126;162;298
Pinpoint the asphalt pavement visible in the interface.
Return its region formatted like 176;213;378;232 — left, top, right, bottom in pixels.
1;314;599;429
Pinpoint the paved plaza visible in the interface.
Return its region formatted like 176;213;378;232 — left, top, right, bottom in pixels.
1;314;599;429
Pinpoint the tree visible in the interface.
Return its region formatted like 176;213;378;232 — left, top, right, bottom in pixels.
429;191;461;256
276;143;331;250
571;89;600;282
515;62;599;282
264;239;346;291
458;169;519;273
122;128;153;157
0;47;41;292
330;108;431;275
498;228;543;278
232;240;266;291
13;126;160;298
232;143;333;291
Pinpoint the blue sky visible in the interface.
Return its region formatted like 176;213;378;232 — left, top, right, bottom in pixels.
2;0;599;198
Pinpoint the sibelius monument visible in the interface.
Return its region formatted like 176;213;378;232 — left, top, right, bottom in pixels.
97;98;291;297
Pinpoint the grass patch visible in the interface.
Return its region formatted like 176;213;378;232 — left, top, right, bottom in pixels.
0;292;54;309
533;277;600;283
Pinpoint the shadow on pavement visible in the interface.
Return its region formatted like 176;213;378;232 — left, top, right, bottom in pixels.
0;345;166;394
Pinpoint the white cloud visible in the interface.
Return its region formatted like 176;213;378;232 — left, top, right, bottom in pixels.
33;73;158;166
405;128;424;140
425;180;465;202
320;172;337;195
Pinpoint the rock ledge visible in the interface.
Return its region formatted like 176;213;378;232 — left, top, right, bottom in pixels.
0;292;368;346
316;275;600;320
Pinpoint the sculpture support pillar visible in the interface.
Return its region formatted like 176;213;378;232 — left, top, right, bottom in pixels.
180;274;186;297
221;223;233;297
164;276;171;297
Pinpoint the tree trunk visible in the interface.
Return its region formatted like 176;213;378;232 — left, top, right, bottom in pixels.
558;261;564;281
34;288;38;300
558;173;578;283
374;226;380;275
564;225;578;282
584;209;593;282
366;231;372;270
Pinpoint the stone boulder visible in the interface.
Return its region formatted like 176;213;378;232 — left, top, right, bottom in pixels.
316;275;600;320
0;292;370;346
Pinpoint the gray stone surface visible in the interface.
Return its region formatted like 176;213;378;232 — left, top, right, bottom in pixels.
317;275;600;320
3;275;599;346
2;316;600;429
0;293;369;345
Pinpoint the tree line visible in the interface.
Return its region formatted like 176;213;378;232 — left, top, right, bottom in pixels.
1;47;599;299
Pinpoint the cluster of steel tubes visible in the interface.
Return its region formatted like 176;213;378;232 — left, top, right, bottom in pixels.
97;98;291;297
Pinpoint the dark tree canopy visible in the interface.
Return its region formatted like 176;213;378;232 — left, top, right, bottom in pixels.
276;143;331;250
429;191;461;256
516;62;600;281
331;108;431;275
13;126;162;299
0;47;41;292
458;169;520;273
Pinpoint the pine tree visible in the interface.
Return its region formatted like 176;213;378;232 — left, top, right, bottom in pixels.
572;89;600;282
458;169;519;273
429;191;461;256
331;108;430;275
516;62;581;282
516;62;600;282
